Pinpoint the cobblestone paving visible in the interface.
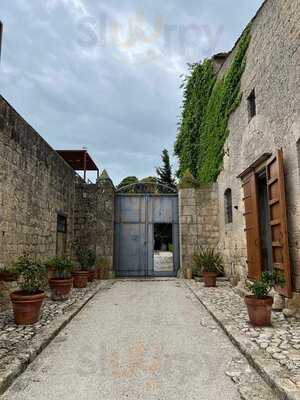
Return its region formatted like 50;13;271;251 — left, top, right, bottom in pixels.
194;300;277;399
0;281;108;386
187;280;300;389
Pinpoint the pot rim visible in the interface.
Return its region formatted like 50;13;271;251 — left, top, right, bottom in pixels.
49;277;73;283
245;295;273;304
72;270;89;275
10;290;45;300
203;272;218;276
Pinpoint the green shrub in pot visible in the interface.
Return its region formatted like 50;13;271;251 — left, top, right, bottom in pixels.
10;255;47;325
46;257;75;301
193;247;223;287
245;271;285;327
96;257;110;280
74;246;96;287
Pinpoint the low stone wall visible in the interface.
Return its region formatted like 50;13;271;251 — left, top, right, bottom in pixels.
178;185;219;275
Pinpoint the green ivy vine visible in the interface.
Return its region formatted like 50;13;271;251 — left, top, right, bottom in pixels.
175;26;251;184
174;59;216;179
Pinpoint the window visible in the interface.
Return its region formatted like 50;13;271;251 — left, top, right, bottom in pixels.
57;214;67;233
224;189;233;224
247;89;256;120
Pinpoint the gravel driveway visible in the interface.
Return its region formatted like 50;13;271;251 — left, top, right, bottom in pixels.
1;280;276;400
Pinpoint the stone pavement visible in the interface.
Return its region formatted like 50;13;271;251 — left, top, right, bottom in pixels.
185;279;300;400
0;280;114;395
1;280;277;400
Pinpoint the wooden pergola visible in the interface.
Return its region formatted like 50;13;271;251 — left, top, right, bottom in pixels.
56;149;99;182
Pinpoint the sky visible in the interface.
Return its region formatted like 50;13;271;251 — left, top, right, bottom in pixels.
0;0;262;184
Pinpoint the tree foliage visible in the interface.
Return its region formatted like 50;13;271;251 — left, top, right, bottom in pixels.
175;27;251;184
155;149;176;190
117;176;139;190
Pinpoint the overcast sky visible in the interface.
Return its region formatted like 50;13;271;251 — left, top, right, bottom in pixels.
0;0;262;184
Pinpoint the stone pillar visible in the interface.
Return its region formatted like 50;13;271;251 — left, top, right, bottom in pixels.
95;170;115;278
178;183;220;277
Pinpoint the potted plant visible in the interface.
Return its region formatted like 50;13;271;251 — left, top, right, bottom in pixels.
87;250;96;282
73;246;91;288
46;257;74;301
96;257;110;280
10;255;47;325
193;247;223;287
245;271;284;327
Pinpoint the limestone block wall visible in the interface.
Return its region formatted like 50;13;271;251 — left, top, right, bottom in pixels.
215;0;300;290
0;95;116;308
74;171;115;277
0;96;77;265
0;96;78;309
179;185;219;275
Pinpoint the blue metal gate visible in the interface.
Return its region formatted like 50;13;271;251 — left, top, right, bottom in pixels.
114;194;180;277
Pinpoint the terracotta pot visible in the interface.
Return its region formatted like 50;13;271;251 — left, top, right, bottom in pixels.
49;278;73;301
245;295;273;327
72;271;89;288
88;270;96;282
10;290;45;325
186;268;193;280
203;272;218;287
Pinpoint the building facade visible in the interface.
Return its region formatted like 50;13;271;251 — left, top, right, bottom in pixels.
215;0;300;300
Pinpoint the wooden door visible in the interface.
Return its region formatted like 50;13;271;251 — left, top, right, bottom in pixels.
266;149;292;297
242;171;262;280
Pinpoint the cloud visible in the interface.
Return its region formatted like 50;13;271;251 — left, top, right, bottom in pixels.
0;0;262;184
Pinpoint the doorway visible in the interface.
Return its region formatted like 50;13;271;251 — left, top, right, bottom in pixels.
257;171;273;272
153;223;174;273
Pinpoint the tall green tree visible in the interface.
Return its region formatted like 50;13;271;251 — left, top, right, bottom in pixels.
156;149;176;190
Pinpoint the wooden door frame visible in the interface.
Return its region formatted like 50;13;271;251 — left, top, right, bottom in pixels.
238;150;292;297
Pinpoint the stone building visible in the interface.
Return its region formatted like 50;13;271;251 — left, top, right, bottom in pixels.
179;0;300;308
217;0;299;300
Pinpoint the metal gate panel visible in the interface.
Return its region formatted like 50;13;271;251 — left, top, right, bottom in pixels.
115;194;179;277
116;223;146;276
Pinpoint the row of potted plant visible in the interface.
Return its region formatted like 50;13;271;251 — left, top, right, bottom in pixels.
3;248;110;325
190;247;284;327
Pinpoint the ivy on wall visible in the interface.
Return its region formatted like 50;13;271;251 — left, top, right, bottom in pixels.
175;27;251;184
174;60;216;179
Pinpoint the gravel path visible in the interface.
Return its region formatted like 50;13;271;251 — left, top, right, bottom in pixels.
1;280;277;400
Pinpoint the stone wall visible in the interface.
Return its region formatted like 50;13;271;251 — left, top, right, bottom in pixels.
215;0;300;290
0;96;116;308
179;185;219;275
74;170;115;277
0;96;77;264
0;96;79;308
